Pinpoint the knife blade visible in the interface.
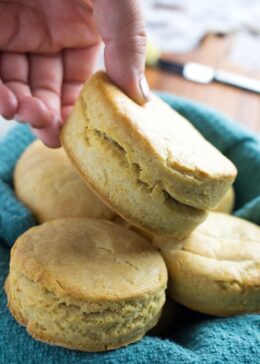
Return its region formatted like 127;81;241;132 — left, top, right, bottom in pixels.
157;60;260;94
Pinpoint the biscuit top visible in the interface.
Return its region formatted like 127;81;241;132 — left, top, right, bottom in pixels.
84;71;236;181
154;212;260;262
11;219;167;301
14;140;116;221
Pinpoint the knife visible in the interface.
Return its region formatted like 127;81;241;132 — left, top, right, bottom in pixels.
157;60;260;94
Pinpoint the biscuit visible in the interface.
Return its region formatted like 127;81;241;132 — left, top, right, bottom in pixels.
61;71;236;237
14;140;116;222
114;216;153;241
153;212;260;316
212;186;235;214
5;218;167;351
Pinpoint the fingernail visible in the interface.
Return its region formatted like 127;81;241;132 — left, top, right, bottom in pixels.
139;75;151;102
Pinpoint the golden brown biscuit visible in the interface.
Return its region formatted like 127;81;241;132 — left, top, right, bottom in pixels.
5;218;167;351
153;212;260;316
14;140;116;222
61;71;236;237
212;186;235;214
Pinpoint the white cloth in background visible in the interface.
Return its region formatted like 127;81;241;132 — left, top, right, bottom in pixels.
229;31;260;72
0;119;16;139
144;0;260;70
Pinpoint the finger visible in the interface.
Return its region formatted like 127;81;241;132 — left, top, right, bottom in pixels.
16;96;52;128
28;51;63;147
32;115;62;148
62;45;100;121
29;53;63;117
0;52;30;101
61;99;78;122
0;53;21;119
0;81;18;119
0;52;50;127
94;0;150;105
61;81;82;121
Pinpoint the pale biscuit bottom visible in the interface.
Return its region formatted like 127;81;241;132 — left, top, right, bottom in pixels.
113;216;153;241
6;268;165;352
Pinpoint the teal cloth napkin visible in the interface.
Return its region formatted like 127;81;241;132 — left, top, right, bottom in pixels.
0;94;259;363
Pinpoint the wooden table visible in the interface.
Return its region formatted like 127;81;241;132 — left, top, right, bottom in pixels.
146;35;260;133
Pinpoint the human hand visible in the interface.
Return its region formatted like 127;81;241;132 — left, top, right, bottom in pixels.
0;0;149;147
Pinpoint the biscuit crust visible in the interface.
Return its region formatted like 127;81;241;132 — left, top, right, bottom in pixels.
61;71;236;236
212;186;235;214
14;140;116;223
153;212;260;316
6;219;167;351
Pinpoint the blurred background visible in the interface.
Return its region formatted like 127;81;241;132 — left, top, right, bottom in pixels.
145;0;260;68
1;0;259;138
144;0;260;133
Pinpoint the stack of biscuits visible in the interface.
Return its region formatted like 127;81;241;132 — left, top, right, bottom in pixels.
6;72;260;352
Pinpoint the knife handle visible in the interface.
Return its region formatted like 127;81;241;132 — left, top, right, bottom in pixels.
215;70;260;94
157;60;184;76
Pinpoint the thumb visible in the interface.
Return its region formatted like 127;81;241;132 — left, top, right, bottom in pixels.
94;0;150;105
